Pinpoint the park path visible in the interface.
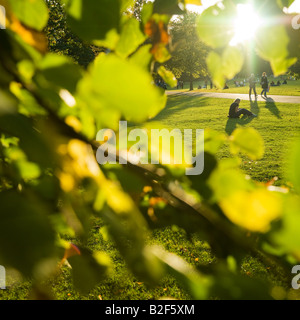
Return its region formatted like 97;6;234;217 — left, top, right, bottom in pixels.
167;91;300;104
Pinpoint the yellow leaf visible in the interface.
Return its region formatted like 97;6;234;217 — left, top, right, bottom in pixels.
10;16;47;53
143;186;153;193
185;0;202;5
65;116;82;133
220;189;282;233
58;171;75;192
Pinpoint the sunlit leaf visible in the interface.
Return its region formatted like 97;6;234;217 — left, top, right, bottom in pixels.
208;158;254;202
129;44;153;70
220;189;282;233
77;54;167;123
229;127;264;160
221;46;244;80
196;3;235;49
206;51;225;88
158;66;177;87
9;17;48;53
145;17;171;63
184;0;202;5
116;17;146;58
8;0;49;31
256;25;297;76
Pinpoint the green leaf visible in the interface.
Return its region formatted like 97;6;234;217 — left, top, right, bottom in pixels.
0;89;18;115
229;127;265;160
0;191;55;276
256;25;296;76
207;47;244;88
270;57;298;77
116;18;146;58
77;54;167;123
68;248;112;293
65;0;120;42
141;1;154;25
212;268;272;300
8;0;49;31
158;66;177;87
5;146;41;181
206;51;225;89
10;83;47;116
221;46;244;80
276;0;295;9
0;113;54;167
39;54;83;93
129;44;153;70
208;160;254;202
196;3;236;49
152;246;213;299
153;0;184;15
120;0;135;12
270;194;300;259
204;129;226;155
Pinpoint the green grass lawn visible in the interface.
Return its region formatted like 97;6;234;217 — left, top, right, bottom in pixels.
170;79;300;96
150;95;300;185
0;222;291;300
1;95;300;300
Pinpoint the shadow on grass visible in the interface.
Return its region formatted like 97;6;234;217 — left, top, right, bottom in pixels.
264;97;282;119
250;99;260;116
225;116;255;135
152;95;211;122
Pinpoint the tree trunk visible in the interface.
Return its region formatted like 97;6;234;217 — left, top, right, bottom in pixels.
189;81;194;91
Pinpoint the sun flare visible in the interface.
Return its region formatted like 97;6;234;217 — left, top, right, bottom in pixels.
230;4;262;46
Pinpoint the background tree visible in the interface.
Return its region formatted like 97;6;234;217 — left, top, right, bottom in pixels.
290;60;300;79
165;13;209;90
45;0;102;67
132;0;148;20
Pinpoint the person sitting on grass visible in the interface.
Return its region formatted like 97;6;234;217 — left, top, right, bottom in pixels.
228;99;257;118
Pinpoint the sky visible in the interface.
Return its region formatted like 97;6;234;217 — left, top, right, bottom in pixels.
286;0;300;13
186;0;300;14
186;0;219;14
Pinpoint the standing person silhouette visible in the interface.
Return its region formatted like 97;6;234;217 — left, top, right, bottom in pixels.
249;73;257;100
261;72;269;98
